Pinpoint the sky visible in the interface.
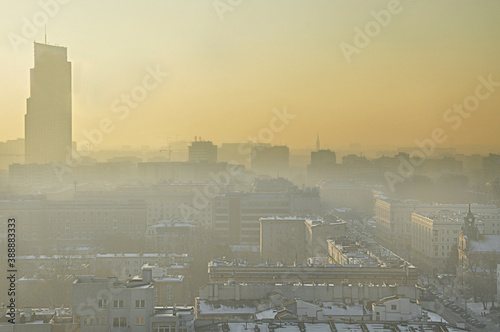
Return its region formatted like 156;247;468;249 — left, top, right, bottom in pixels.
1;0;500;150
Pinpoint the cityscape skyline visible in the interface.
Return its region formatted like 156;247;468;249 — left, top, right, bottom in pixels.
2;2;500;329
1;0;500;150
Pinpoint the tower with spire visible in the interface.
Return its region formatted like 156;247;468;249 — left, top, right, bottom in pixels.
462;204;479;240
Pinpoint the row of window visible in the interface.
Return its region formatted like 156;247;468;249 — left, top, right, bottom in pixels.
97;299;146;308
111;316;146;326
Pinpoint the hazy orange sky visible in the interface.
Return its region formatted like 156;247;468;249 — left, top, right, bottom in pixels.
1;0;499;150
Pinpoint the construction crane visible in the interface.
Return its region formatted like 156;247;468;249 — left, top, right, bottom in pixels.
159;145;172;161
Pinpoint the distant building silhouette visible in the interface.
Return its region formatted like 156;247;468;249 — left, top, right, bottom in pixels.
311;149;336;166
188;139;217;163
25;42;72;164
251;145;289;176
307;149;337;184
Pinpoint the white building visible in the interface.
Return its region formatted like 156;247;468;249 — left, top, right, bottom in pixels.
372;296;421;321
73;269;155;332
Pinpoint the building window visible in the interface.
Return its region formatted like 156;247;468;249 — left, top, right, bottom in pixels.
135;300;145;308
136;317;145;325
98;299;107;308
391;304;397;310
113;317;127;327
113;300;124;308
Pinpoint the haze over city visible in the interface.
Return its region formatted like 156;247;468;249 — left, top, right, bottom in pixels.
1;0;500;150
2;1;500;332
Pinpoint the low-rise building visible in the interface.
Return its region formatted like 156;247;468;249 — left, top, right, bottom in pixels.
207;259;418;285
372;296;421;322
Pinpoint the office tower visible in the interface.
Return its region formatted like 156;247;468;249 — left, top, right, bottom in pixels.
251;145;289;176
188;139;217;163
25;42;72;164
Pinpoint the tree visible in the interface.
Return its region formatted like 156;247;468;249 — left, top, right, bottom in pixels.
465;252;499;309
444;243;459;274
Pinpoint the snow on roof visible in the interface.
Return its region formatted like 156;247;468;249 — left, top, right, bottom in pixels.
127;283;153;289
168;265;186;269
155;276;184;282
197;300;256;315
365;324;394;332
223;323;332;331
397;324;445;332
333;323;364;331
322;302;365;316
255;308;278;320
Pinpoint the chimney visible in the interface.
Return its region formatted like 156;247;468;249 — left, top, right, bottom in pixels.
142;265;152;283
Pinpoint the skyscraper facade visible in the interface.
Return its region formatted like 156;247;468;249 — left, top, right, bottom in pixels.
25;42;72;164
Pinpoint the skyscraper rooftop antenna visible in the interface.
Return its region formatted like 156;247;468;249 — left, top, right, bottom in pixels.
44;25;47;44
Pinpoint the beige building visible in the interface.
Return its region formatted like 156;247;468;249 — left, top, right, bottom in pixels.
376;198;497;255
411;211;469;271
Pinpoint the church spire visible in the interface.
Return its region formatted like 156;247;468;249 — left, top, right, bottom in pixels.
464;204;479;240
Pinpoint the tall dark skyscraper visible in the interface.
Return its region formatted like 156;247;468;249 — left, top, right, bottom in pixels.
25;42;72;164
